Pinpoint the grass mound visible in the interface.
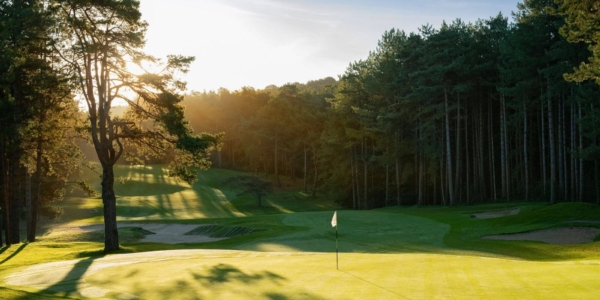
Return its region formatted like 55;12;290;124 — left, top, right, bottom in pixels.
185;225;267;238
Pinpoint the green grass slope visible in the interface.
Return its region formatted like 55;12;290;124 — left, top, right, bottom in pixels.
1;166;600;299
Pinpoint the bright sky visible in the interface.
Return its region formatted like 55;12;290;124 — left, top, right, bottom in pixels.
139;0;521;92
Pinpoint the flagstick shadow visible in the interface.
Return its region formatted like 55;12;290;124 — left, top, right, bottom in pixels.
338;270;413;300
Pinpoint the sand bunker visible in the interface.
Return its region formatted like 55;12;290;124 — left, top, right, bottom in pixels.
483;227;600;245
472;208;520;219
49;223;227;244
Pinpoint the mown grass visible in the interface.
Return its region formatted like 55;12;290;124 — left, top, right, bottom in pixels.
381;202;600;260
1;166;600;299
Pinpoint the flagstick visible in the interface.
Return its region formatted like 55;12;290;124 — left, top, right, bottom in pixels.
335;225;338;270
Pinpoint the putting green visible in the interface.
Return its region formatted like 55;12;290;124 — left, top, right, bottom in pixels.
234;211;449;253
6;249;600;299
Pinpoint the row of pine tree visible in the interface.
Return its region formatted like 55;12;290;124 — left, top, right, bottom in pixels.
184;0;600;208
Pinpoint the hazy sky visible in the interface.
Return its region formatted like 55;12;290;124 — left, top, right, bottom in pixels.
139;0;521;92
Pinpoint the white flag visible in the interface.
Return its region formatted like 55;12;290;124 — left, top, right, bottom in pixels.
331;211;337;227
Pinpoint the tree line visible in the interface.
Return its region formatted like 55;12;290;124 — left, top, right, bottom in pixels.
184;0;600;209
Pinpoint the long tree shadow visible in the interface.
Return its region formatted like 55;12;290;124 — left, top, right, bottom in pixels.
21;255;102;299
0;243;28;265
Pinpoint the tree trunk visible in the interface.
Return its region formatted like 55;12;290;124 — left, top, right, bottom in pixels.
396;158;401;206
418;120;424;206
558;96;565;200
570;99;576;201
455;94;461;203
0;140;9;246
578;102;584;202
101;165;119;251
355;148;361;210
440;156;446;206
218;149;222;168
561;96;568;200
465;106;470;205
26;170;32;242
478;106;486;200
10;153;20;244
503;95;510;202
548;85;557;204
312;147;318;198
541;100;547;196
28;131;44;242
418;149;424;206
385;162;389;207
274;134;281;187
489;103;497;201
500;95;509;201
444;88;455;205
303;144;307;193
351;154;356;210
523;101;529;201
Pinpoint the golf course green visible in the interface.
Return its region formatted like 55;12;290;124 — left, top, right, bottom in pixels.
1;165;600;299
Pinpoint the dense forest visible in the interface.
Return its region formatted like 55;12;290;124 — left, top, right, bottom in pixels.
2;0;600;249
183;0;600;208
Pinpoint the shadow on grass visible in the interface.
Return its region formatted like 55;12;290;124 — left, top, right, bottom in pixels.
192;263;285;285
84;262;323;299
37;257;98;297
0;243;28;265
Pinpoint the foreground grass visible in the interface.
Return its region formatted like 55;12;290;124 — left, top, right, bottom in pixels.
1;166;600;299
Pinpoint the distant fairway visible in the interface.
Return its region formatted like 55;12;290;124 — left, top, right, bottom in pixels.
2;166;600;299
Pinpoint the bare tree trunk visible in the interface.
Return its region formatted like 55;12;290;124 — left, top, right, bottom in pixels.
10;154;20;244
478;106;486;200
455;95;461;203
558;95;565;201
303;144;308;193
363;138;368;209
570;99;576;201
579;102;584;202
445;88;455;205
312;147;318;198
548;83;557;204
489;103;497;201
1;140;10;246
523;101;529;201
26;170;32;242
396;158;401;206
500;95;509;201
440;156;446;206
274;133;281;187
465;106;470;205
418;119;424;206
418;149;424;206
351;154;356;210
218;148;222;168
561;96;568;201
354;147;361;210
232;141;235;167
385;161;389;207
541;100;547;197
